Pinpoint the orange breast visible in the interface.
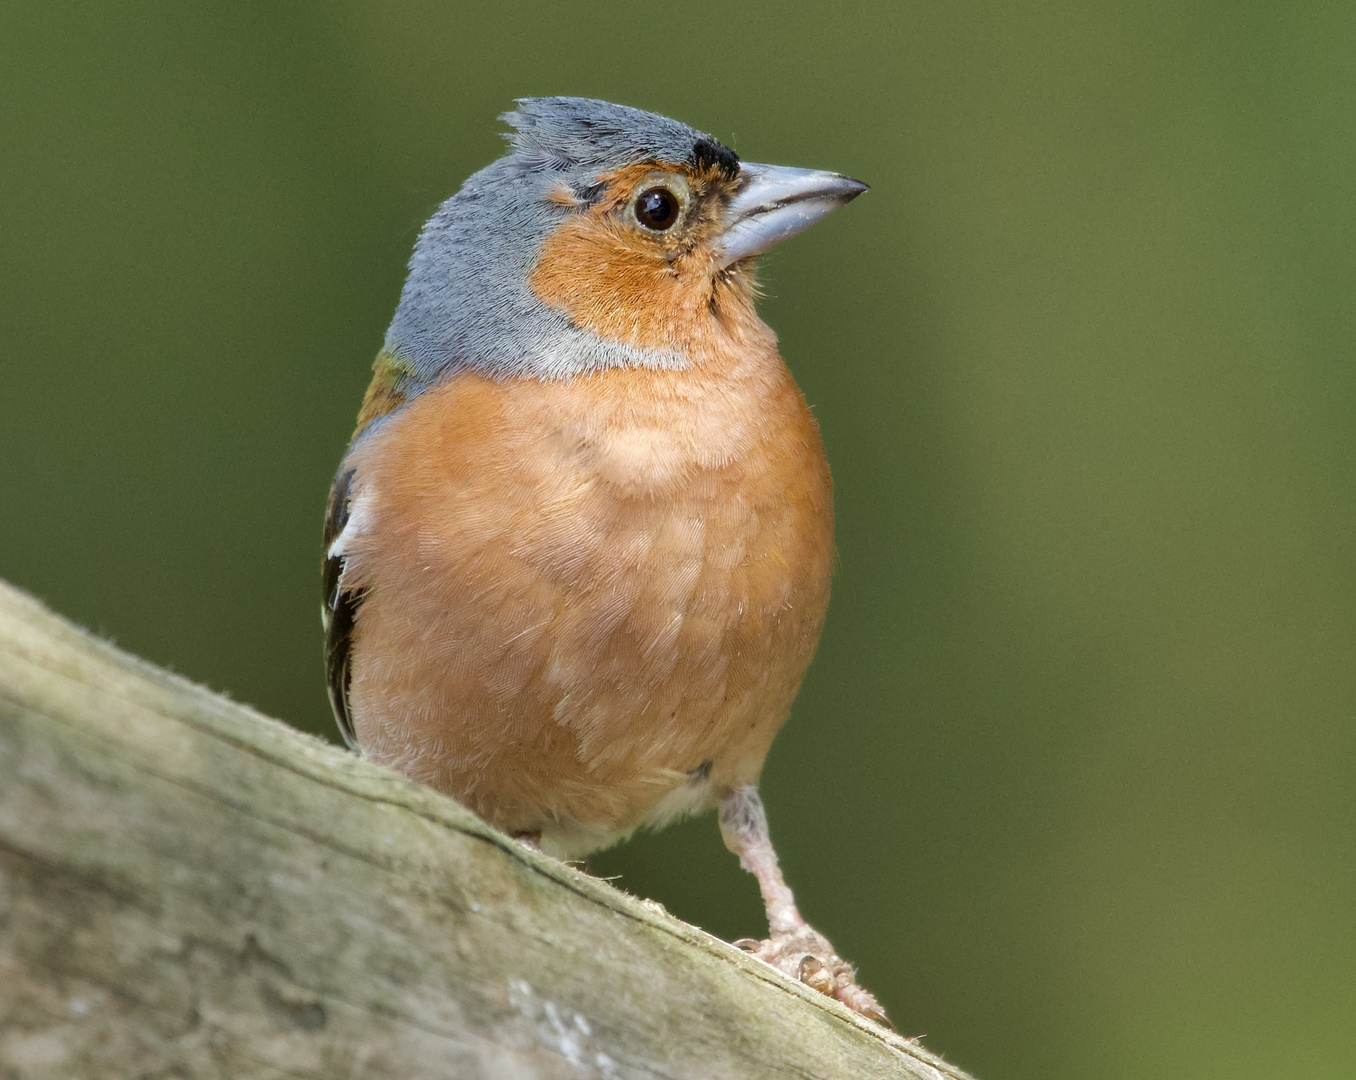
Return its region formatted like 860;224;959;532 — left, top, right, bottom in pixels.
339;336;833;851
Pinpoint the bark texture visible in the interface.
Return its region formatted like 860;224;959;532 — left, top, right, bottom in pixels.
0;579;975;1080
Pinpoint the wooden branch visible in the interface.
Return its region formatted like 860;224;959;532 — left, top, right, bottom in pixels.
0;578;974;1080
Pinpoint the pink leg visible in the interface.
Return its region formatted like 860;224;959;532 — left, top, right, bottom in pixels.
718;786;891;1027
718;784;806;935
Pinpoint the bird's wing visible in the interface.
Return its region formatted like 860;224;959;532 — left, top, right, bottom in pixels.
321;464;363;749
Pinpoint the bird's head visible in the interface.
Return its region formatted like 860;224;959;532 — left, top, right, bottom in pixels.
381;97;866;389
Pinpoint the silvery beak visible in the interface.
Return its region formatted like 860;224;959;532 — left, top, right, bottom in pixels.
717;163;868;268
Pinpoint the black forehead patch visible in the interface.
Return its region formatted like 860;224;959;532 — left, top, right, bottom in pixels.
691;137;740;179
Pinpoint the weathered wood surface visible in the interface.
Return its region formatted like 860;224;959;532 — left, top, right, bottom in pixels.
0;578;973;1080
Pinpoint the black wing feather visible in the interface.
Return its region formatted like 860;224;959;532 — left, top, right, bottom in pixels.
322;465;364;749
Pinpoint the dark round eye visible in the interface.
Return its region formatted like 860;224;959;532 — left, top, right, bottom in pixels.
634;187;679;231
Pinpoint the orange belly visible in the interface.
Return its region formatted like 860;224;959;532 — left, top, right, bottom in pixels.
339;342;833;855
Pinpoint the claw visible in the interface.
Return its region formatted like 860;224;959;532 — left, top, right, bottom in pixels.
797;954;835;996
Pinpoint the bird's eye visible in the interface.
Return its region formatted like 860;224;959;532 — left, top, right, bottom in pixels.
634;187;680;231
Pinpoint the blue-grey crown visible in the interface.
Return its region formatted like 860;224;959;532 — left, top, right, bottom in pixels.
503;97;739;179
381;98;740;390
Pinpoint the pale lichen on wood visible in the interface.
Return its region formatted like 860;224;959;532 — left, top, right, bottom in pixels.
0;579;975;1079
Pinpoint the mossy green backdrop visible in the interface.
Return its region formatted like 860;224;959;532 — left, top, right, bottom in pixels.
4;4;1354;1077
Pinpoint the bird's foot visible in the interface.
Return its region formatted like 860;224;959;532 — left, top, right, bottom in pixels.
734;925;891;1028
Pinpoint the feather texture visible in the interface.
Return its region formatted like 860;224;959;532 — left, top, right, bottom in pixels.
336;322;832;858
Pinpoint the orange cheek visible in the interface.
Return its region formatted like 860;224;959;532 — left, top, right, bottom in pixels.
528;215;695;351
527;161;750;354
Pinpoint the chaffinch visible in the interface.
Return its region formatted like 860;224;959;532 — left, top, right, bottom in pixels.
322;97;882;1022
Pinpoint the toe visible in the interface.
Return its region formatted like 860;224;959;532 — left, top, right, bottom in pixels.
735;927;892;1027
834;980;893;1029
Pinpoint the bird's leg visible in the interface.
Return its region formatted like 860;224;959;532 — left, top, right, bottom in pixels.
718;785;891;1027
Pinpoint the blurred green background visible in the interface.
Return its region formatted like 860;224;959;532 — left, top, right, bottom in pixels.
4;3;1354;1077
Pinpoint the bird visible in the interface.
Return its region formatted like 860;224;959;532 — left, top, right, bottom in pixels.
322;97;883;1023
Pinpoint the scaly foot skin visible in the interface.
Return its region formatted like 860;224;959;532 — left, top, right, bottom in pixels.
735;925;892;1028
